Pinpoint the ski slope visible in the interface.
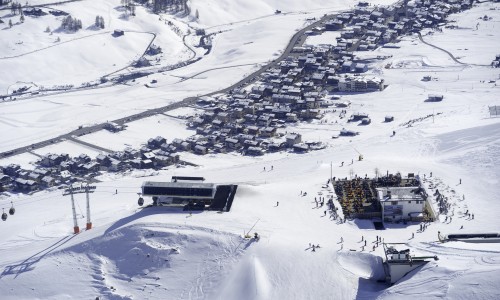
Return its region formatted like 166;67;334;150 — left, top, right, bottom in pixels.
1;0;500;299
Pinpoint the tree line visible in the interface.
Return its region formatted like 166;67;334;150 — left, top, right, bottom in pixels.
150;0;191;15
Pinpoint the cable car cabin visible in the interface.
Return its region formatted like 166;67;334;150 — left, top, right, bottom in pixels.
141;181;216;207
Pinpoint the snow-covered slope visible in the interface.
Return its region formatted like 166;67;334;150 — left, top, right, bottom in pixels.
1;0;500;299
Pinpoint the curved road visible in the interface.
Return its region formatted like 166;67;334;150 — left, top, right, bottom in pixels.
417;32;490;67
0;13;335;159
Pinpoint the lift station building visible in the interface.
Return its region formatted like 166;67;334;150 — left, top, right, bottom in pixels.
141;177;237;211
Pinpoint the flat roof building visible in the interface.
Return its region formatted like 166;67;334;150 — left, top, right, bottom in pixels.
142;181;216;200
377;187;425;222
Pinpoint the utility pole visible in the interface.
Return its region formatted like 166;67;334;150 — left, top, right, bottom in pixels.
64;185;80;234
330;161;333;184
85;183;96;230
63;183;97;234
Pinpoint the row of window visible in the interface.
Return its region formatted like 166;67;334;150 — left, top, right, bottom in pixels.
391;200;423;205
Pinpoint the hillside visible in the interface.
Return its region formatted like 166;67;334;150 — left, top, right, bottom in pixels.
1;0;500;299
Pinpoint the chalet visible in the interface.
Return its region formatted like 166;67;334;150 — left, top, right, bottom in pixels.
16;178;38;192
311;72;326;85
257;115;272;127
40;153;68;167
355;63;368;73
172;138;183;147
225;138;240;150
325;19;344;30
179;141;191;151
212;119;224;128
124;147;140;158
0;174;12;185
41;176;56;187
340;128;358;136
427;94;443;102
341;61;354;73
261;127;277;137
82;162;100;173
113;29;124;37
286;133;302;147
109;158;127;172
155;155;171;167
28;172;43;183
77;153;92;164
142;152;156;161
168;153;180;163
361;117;371;125
246;146;264;156
96;154;111;167
213;143;226;153
141;159;154;169
130;158;142;169
216;112;230;122
3;164;20;176
293;143;309;153
18;170;29;179
147;136;166;149
268;141;286;152
306;98;319;109
246;126;260;136
104;122;125;132
349;113;369;122
194;145;208;155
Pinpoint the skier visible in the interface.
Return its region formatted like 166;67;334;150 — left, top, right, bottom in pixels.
459;178;462;184
324;211;327;216
412;233;414;239
276;201;279;207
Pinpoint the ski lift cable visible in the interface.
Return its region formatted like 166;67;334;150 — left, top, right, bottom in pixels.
75;197;84;218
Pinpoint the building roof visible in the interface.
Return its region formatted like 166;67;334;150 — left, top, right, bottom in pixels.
376;187;423;202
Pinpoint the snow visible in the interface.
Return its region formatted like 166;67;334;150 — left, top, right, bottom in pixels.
32;140;101;158
1;0;500;299
305;31;341;46
77;114;194;152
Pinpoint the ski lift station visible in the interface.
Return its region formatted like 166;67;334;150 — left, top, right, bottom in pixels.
139;176;237;211
383;243;438;284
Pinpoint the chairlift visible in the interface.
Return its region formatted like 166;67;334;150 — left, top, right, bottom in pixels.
2;208;7;221
9;201;15;215
138;197;144;206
